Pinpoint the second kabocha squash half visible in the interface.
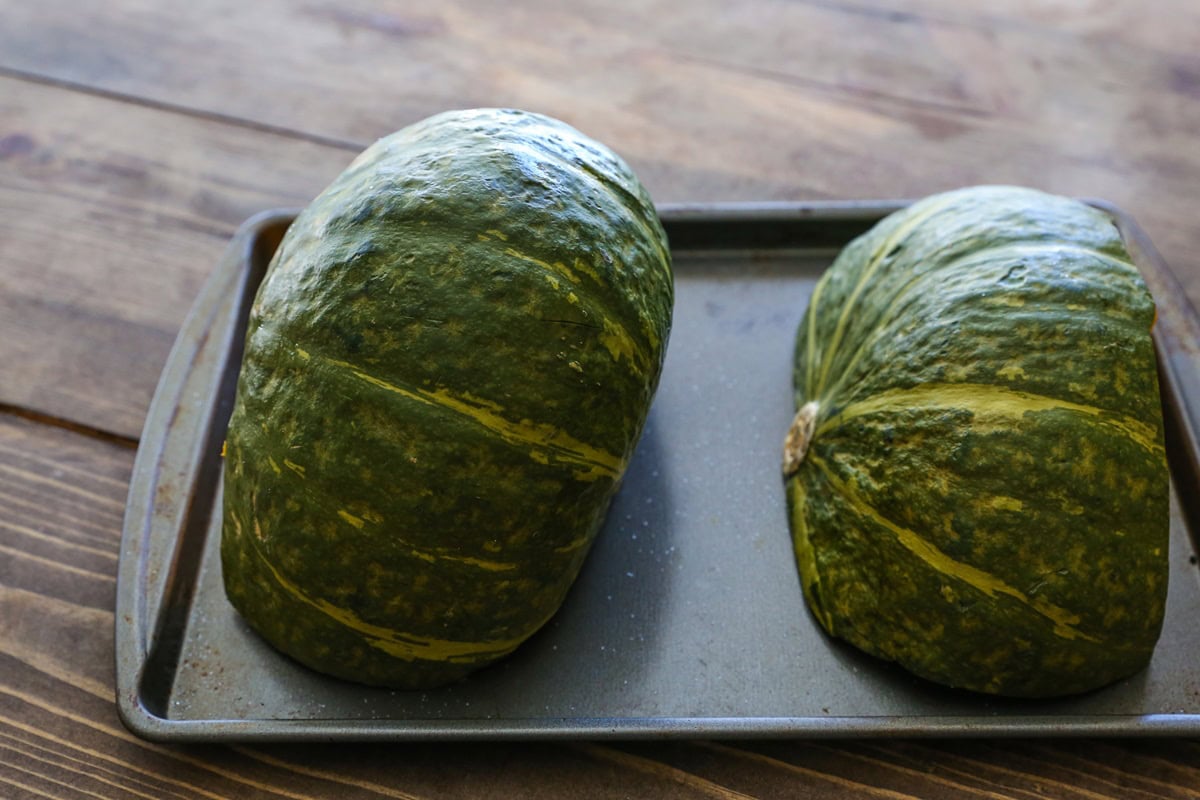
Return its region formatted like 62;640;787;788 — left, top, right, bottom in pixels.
784;185;1168;698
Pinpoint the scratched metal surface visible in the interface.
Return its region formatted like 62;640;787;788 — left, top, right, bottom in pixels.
115;203;1200;741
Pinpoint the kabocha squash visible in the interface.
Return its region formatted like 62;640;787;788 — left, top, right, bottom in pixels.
221;109;673;688
783;186;1169;697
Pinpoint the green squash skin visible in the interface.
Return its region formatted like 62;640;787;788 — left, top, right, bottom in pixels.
786;186;1169;698
220;109;673;688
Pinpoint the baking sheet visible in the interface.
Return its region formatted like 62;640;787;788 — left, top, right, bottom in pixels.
115;202;1200;741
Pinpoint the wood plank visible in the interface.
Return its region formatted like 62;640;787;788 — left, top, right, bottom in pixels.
5;0;1200;438
1;0;1198;305
4;0;1197;142
0;76;356;438
3;410;1197;798
5;1;1200;796
6;42;1200;441
2;5;1199;415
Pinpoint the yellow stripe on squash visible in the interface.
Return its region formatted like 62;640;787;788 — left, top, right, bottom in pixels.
814;194;962;396
817;382;1163;456
808;453;1099;643
502;246;650;374
323;356;622;481
250;539;537;663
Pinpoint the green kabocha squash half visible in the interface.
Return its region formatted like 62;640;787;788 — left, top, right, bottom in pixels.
783;185;1168;698
221;108;673;688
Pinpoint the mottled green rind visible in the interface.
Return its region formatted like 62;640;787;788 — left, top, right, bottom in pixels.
787;185;1168;697
221;108;673;688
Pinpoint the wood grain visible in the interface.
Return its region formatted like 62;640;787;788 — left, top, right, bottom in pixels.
4;413;1200;799
1;0;1198;301
0;419;1195;800
2;0;1200;447
0;75;355;439
4;0;1200;797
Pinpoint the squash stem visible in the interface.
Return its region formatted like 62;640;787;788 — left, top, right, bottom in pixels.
783;401;820;476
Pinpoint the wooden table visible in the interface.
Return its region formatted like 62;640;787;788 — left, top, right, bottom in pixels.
4;2;1200;796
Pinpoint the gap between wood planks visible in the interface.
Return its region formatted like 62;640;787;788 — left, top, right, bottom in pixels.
0;402;139;449
0;64;367;154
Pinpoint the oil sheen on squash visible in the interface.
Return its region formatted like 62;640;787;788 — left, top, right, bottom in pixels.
783;185;1168;698
221;109;673;688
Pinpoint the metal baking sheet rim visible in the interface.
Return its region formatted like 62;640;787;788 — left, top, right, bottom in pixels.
114;200;1200;742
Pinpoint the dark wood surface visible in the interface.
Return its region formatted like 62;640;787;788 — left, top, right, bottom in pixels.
4;2;1200;796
